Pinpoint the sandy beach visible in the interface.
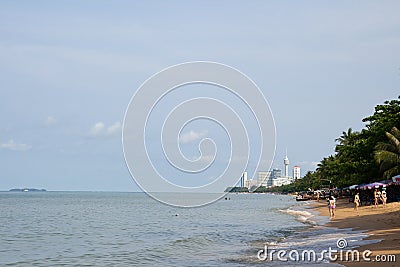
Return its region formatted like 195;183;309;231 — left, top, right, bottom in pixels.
313;198;400;266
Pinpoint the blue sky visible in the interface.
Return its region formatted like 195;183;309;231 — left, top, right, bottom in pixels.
1;1;400;191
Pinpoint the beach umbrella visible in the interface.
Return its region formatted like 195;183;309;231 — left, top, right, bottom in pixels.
356;183;367;190
348;184;358;190
392;174;400;182
365;182;385;189
377;180;391;187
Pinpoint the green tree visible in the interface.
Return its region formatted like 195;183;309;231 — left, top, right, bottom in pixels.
375;127;400;179
360;96;400;181
336;128;356;147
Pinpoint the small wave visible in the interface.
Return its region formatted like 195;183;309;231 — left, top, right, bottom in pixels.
280;208;316;225
247;237;285;248
278;226;378;251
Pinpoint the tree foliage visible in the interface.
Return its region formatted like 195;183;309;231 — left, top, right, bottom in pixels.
375;127;400;178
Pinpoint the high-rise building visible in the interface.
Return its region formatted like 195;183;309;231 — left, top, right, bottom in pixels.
293;166;301;180
257;171;272;187
272;169;282;179
284;155;290;177
240;172;248;187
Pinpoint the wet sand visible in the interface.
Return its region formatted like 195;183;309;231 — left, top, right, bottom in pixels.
313;198;400;266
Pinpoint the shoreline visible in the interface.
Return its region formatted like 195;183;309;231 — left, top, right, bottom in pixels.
312;198;400;266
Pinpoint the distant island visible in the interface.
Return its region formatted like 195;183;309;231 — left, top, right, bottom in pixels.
9;188;47;192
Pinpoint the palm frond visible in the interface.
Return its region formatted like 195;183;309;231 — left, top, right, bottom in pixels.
385;131;400;153
375;142;396;153
390;126;400;138
383;164;400;179
373;126;400;177
374;150;398;164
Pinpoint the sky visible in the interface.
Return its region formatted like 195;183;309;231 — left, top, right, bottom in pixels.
1;1;400;191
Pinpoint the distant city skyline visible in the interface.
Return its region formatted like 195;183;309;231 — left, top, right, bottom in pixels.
236;153;302;189
1;1;400;191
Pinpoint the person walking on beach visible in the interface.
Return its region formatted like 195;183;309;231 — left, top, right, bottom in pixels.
381;189;387;207
377;190;382;206
354;192;360;212
374;189;379;208
328;196;336;219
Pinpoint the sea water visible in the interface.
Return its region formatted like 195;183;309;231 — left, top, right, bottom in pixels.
0;192;375;266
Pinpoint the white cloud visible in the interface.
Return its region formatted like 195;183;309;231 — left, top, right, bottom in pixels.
0;139;32;151
90;122;105;137
44;116;57;126
179;130;207;144
89;121;121;137
107;122;121;136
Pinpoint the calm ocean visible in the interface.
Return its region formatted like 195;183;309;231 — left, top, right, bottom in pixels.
0;192;374;266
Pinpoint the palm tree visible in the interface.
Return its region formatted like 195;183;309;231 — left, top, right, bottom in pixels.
335;128;354;146
375;127;400;179
335;128;360;156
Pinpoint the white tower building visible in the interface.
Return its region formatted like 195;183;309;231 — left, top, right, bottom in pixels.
284;155;290;178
